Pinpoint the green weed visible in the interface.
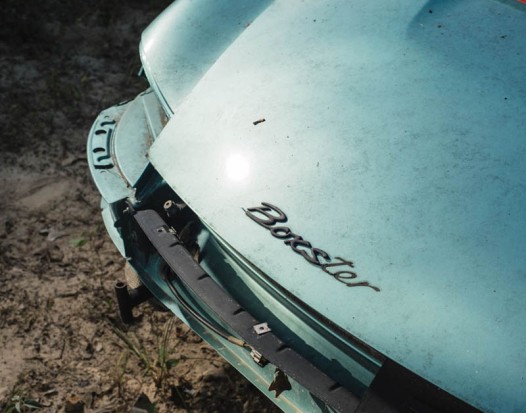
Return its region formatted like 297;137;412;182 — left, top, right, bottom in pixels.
71;236;87;248
4;395;43;413
110;317;180;389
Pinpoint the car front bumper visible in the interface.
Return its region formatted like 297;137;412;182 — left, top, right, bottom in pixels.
87;94;481;413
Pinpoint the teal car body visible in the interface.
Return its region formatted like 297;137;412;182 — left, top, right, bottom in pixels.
88;1;526;412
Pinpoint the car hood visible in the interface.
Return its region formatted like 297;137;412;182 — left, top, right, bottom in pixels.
146;1;526;412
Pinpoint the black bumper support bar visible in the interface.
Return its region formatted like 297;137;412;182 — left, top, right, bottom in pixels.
133;209;360;413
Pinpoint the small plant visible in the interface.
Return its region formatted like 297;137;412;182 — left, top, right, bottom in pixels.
71;236;87;248
110;317;180;389
4;395;43;413
112;350;130;397
156;317;179;387
70;230;94;248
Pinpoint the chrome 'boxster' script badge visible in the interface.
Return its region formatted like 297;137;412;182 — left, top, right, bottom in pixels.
244;202;379;291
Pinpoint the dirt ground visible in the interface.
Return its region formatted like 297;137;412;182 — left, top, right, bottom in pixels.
0;1;279;412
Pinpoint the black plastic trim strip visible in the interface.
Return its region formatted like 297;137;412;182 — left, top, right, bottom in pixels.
133;209;360;413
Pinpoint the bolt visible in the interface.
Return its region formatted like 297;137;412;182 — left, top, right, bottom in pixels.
163;200;186;217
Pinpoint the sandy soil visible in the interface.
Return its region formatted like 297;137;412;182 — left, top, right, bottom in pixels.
0;1;279;412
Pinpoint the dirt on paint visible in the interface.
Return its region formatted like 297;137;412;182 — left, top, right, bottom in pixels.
0;1;279;412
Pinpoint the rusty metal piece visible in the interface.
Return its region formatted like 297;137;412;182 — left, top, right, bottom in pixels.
64;394;84;413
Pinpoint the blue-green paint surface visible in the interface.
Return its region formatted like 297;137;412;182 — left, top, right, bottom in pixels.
145;1;526;412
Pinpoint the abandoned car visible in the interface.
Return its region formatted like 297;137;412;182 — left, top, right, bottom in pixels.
88;1;526;412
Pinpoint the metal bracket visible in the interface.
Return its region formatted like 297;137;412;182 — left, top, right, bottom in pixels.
250;348;269;367
253;322;271;335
